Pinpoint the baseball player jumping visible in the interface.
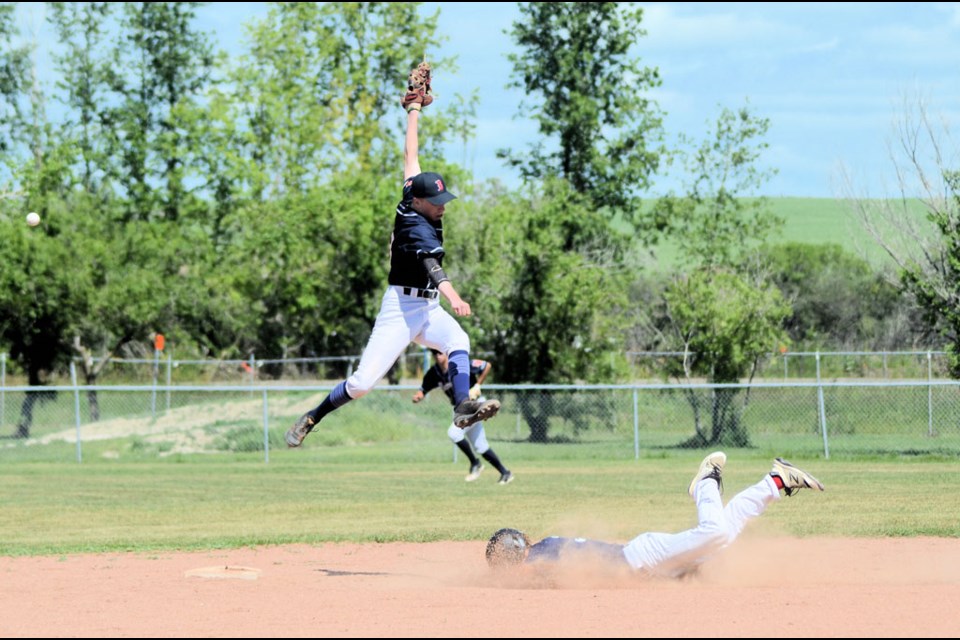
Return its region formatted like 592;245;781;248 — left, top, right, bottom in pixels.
485;453;824;578
413;350;513;484
286;64;500;448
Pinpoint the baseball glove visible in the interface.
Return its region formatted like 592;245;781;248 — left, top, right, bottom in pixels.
400;60;433;112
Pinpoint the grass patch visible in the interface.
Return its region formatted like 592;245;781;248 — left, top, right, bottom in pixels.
0;444;958;556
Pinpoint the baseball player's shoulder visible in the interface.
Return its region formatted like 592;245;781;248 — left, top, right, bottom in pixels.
471;359;487;367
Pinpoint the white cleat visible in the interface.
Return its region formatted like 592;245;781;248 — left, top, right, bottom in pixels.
688;451;726;497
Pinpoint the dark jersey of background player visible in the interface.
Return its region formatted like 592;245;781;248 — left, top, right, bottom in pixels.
421;357;488;405
413;350;513;484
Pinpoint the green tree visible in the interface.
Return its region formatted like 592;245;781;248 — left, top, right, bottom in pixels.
454;179;631;442
47;2;112;192
758;243;918;350
102;2;214;221
0;3;29;156
662;270;789;446
845;97;960;377
501;2;663;214
661;104;781;268
0;191;90;435
655;104;786;446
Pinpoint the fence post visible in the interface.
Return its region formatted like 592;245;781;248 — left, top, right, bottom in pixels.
165;354;172;411
263;389;270;464
783;353;788;381
1;352;5;429
151;348;159;417
632;388;640;460
927;351;933;437
70;361;82;463
816;351;830;459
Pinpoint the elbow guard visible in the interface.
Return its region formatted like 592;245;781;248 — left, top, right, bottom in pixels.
422;256;449;287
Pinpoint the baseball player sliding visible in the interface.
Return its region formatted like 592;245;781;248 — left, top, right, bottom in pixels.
486;453;824;578
286;62;500;448
413;350;513;484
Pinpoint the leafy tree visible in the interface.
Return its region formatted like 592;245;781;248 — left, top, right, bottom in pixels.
102;1;214;221
47;2;112;192
661;270;789;446
660;104;781;268
501;2;663;215
654;104;786;446
0;3;29;157
845;97;960;377
472;2;666;440
758;243;920;350
0;193;90;436
453;179;631;442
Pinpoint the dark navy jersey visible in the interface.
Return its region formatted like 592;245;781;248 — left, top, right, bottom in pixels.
526;536;628;567
420;359;488;405
387;177;445;289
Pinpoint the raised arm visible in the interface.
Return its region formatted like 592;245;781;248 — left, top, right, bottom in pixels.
404;109;422;179
475;361;492;386
401;61;432;178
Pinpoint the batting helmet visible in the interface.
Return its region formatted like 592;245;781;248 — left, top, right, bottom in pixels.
485;528;531;568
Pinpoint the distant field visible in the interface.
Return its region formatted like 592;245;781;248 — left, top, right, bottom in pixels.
648;197;931;268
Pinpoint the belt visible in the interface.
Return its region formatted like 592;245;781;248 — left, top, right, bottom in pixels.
401;287;438;299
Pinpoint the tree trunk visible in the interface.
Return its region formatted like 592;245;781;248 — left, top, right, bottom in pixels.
708;388;751;447
679;388;751;448
85;371;100;422
520;393;553;443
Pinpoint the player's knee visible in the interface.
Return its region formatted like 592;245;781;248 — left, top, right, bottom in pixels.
344;377;373;399
447;424;465;443
697;520;729;547
443;333;470;354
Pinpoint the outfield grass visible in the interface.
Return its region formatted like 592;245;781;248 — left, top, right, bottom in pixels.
2;442;957;556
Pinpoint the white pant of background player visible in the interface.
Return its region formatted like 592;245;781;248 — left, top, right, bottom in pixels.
344;286;470;399
447;398;490;456
622;475;781;577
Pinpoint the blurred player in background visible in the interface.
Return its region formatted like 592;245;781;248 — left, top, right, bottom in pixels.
413;349;513;484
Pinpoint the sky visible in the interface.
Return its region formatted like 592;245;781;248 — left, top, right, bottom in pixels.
17;2;960;197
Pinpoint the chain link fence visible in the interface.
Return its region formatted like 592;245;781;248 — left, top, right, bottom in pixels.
625;350;953;380
2;350;951;387
2;381;958;462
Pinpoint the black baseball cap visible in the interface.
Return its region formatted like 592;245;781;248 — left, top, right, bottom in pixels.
410;172;457;205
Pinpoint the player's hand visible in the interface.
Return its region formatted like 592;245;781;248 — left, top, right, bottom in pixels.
450;298;471;317
438;282;471;316
469;384;481;400
412;390;424;404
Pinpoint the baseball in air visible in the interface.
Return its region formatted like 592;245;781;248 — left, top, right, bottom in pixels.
26;212;40;227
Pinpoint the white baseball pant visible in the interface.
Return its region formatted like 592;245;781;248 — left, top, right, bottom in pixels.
345;286;470;399
621;474;781;577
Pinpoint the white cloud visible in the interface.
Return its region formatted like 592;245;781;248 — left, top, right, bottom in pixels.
790;37;841;54
640;3;801;50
